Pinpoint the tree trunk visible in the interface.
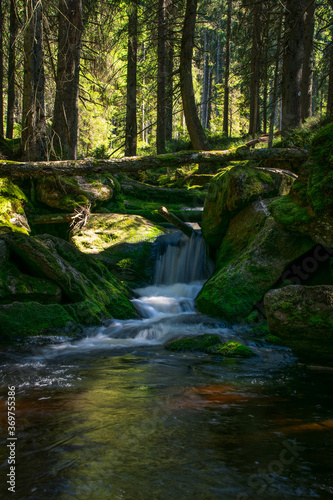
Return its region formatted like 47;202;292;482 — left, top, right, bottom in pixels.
52;0;83;160
268;9;283;148
249;2;262;138
328;27;333;122
6;0;18;139
0;0;3;138
22;0;46;161
125;0;137;157
223;0;231;136
215;19;221;117
201;29;209;128
281;0;306;134
0;148;309;179
165;0;174;142
157;0;166;154
301;0;315;122
180;0;209;149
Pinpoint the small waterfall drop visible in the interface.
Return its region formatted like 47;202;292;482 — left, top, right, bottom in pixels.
154;231;214;285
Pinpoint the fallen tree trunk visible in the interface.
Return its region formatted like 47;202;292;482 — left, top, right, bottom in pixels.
30;213;73;224
0;148;309;178
158;206;195;238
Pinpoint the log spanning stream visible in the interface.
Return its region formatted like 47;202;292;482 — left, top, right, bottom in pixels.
0;232;332;499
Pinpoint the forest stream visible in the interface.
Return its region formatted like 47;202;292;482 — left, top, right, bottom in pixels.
0;232;332;499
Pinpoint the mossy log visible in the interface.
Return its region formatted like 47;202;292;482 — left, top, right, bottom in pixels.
158;206;195;238
30;213;73;224
0;148;309;178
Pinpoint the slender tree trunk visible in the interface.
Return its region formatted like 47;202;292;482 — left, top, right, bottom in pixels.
157;0;166;154
249;2;262;138
215;19;221;117
328;26;333;122
52;0;83;160
125;0;137;156
268;9;283;148
301;0;315;122
6;0;18;139
165;0;173;142
201;29;209;128
180;0;209;149
0;0;3;138
281;0;306;134
223;0;231;136
22;0;46;160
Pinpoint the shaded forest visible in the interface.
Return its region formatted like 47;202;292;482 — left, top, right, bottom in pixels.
0;0;332;162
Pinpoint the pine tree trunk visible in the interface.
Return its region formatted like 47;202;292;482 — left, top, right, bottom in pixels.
157;0;166;154
249;3;262;138
22;0;46;161
301;0;315;122
328;27;333;122
223;0;231;136
268;10;283;148
6;0;18;139
165;0;174;142
215;21;221;118
125;0;138;156
52;0;83;160
0;0;3;138
180;0;209;149
281;0;306;134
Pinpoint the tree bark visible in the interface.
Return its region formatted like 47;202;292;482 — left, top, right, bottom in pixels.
180;0;209;150
52;0;83;160
158;206;195;238
248;2;262;138
22;0;46;161
223;0;231;136
0;148;309;178
125;0;138;157
281;0;307;134
268;9;283;148
0;0;3;138
157;0;166;154
301;0;315;122
6;0;18;139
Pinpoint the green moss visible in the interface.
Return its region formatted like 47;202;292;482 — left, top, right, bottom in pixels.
265;334;284;345
164;334;221;352
269;194;311;225
250;324;269;336
310;122;333;164
0;301;79;340
207;341;256;358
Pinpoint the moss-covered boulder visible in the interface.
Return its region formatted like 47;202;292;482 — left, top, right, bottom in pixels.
1;233;136;323
164;334;221;352
70;214;165;285
269;123;333;247
35;174;116;211
0;301;79;340
0;178;30;234
196;214;314;322
201;164;296;250
207;340;255;357
264;284;333;364
0;261;61;304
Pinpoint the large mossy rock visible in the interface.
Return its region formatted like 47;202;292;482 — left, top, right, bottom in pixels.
0;261;61;304
264;285;333;364
196;211;314;322
0;301;79;340
0;178;30;234
70;214;165;285
35;175;116;211
1;233;136;327
201;164;296;250
269;123;333;247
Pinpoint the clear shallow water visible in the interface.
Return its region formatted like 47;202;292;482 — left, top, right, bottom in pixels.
0;281;333;499
1;233;333;499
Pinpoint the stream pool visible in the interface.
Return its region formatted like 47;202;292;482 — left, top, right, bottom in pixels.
1;279;333;499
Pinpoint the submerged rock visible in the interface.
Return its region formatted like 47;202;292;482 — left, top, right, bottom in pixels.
70;213;165;285
164;334;255;358
264;285;333;363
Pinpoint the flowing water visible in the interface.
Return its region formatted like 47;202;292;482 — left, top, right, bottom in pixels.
0;232;333;499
